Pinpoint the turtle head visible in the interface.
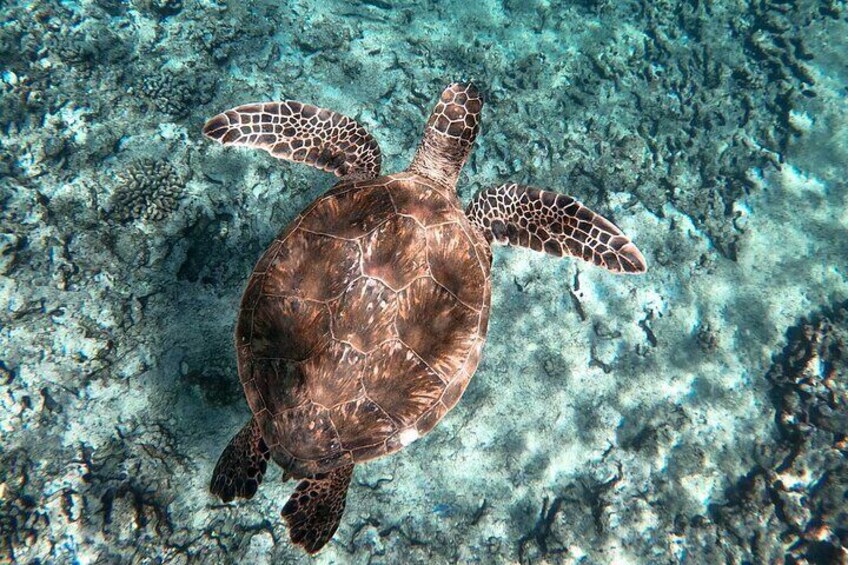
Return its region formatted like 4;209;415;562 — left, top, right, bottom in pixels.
408;82;483;189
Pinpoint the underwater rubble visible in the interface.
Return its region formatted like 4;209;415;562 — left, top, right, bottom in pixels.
1;0;846;563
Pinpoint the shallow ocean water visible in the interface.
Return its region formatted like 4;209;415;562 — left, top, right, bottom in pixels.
1;1;847;563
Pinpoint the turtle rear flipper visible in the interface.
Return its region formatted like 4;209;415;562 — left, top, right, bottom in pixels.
466;183;647;274
210;417;270;502
282;464;354;554
203;101;381;180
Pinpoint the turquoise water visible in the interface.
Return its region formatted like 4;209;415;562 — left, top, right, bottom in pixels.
1;1;846;563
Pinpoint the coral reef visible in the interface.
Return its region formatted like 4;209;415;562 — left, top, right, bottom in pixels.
0;0;846;562
771;303;848;446
649;302;848;564
0;450;47;562
107;159;185;223
760;302;848;561
140;69;216;118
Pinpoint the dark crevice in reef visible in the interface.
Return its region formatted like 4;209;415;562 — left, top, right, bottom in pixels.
517;467;622;563
517;495;569;563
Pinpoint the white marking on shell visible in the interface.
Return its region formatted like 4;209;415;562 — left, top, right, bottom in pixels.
399;427;419;446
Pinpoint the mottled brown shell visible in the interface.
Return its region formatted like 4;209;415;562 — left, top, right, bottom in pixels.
236;172;492;477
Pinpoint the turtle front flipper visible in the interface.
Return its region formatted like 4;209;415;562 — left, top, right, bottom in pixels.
203;101;381;180
281;464;354;554
210;417;270;502
466;183;647;274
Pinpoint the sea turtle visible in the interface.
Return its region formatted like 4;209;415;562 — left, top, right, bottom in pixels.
203;82;646;554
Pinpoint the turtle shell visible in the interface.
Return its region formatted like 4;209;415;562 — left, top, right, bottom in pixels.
236;172;492;478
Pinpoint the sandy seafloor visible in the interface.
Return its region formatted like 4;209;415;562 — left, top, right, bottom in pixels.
1;0;847;563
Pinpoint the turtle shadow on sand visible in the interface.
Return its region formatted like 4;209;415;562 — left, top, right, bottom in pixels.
194;81;646;554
